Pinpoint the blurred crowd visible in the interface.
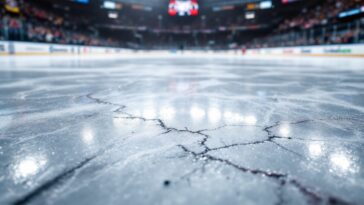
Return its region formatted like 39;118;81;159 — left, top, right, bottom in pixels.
277;0;363;31
0;0;118;46
247;0;364;48
247;19;364;48
0;0;363;49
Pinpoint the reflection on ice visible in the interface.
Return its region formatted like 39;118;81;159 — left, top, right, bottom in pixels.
279;124;290;138
159;106;176;121
126;102;257;126
190;106;206;122
223;111;244;123
308;142;323;158
82;127;95;144
222;111;257;125
13;155;47;182
16;158;39;178
329;151;358;175
208;107;221;123
244;115;257;125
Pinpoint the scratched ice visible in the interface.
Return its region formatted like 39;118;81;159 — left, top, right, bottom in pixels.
0;55;364;205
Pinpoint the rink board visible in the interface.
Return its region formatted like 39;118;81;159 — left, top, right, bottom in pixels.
0;40;364;57
0;41;130;56
245;44;364;57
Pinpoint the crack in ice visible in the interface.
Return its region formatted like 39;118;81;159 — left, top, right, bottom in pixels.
15;93;351;205
85;93;356;204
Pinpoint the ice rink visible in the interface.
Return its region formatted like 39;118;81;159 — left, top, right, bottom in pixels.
0;54;364;205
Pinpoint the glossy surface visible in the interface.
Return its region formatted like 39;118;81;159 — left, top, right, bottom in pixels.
0;55;364;205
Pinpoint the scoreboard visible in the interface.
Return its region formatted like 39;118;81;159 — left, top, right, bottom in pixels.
168;0;199;16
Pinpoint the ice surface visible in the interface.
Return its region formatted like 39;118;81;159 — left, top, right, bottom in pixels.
0;55;364;205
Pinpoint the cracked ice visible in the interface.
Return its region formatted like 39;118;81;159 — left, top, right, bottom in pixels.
0;55;364;205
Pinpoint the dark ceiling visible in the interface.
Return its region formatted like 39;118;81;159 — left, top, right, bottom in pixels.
112;0;264;7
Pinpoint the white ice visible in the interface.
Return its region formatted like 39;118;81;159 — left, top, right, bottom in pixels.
0;54;364;205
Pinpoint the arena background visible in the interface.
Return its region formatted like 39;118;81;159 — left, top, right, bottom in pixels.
1;1;364;205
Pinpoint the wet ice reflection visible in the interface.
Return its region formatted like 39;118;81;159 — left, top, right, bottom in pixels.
13;155;47;183
279;124;291;138
82;127;95;145
169;81;197;94
208;107;221;124
159;106;176;121
223;111;244;123
125;99;258;126
308;142;324;158
244;115;257;125
190;105;206;122
222;111;257;125
329;151;358;176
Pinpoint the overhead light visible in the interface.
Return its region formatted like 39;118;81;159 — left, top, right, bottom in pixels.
103;1;116;9
338;8;362;18
108;12;118;19
260;1;272;9
245;12;255;19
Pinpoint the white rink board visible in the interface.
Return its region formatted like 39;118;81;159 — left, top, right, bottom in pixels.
1;40;364;57
0;41;128;55
246;44;364;57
